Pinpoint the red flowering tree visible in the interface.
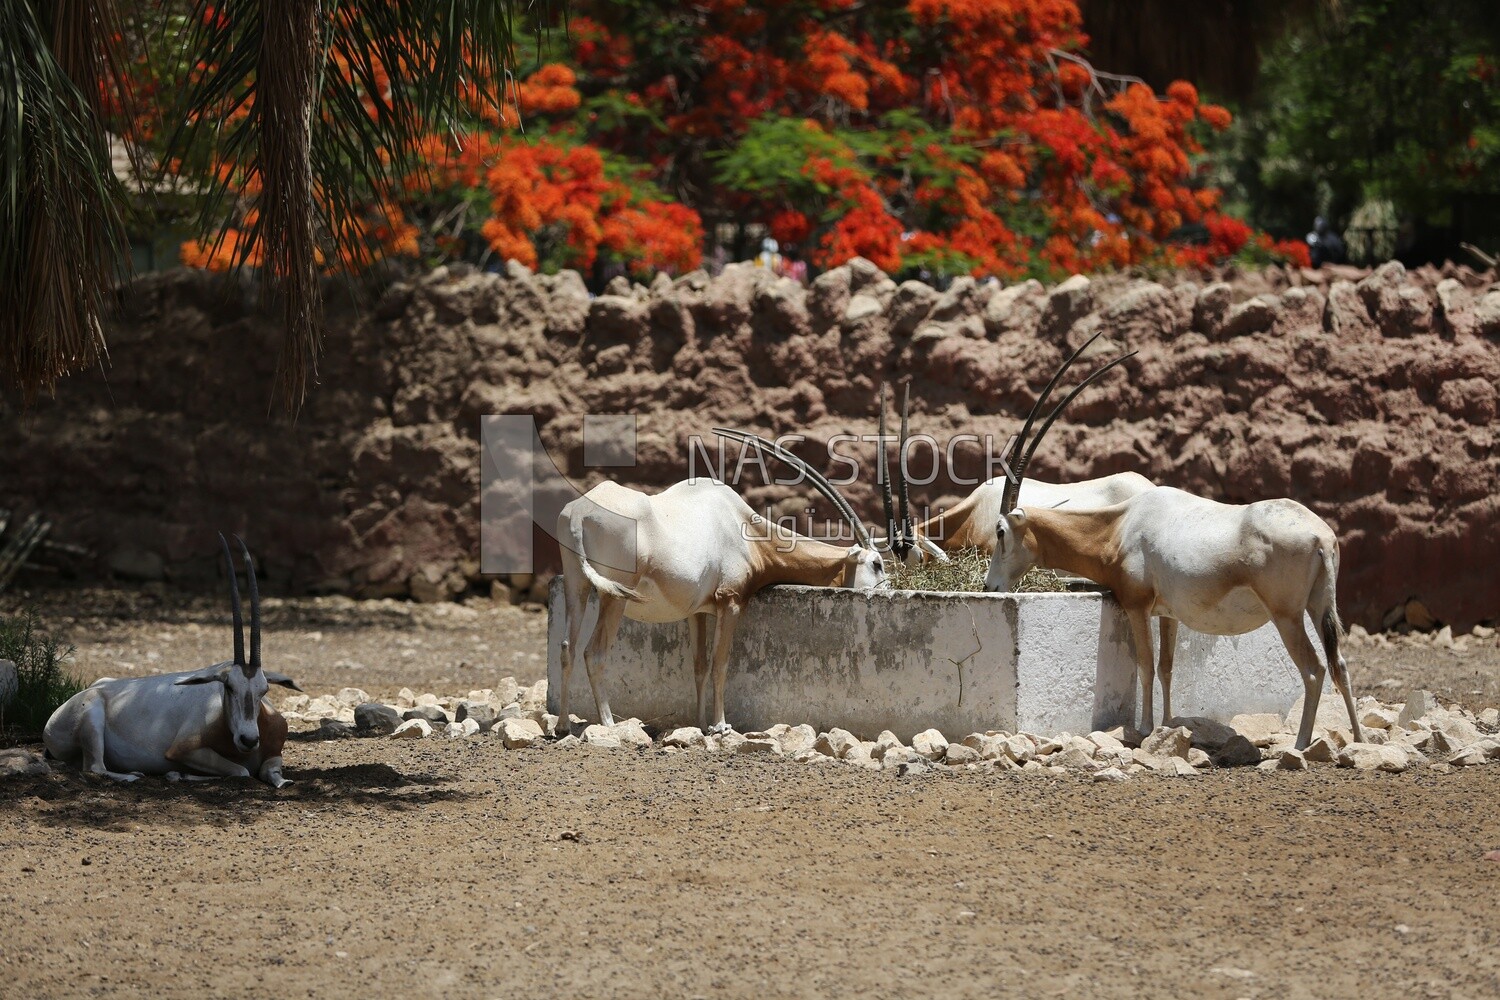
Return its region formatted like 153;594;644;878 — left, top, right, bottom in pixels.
159;0;1300;284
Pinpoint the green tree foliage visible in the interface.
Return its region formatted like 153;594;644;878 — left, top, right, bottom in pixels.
1223;0;1500;253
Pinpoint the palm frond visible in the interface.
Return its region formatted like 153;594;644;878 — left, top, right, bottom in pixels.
165;0;551;413
0;0;132;402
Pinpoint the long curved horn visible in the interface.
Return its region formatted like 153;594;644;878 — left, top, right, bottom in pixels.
896;381;913;559
1001;329;1108;513
235;536;261;669
713;429;874;549
219;533;244;667
878;384;896;548
1013;351;1137;491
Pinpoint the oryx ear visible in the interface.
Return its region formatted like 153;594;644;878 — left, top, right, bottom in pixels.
1009;508;1027;523
264;671;302;691
176;666;230;686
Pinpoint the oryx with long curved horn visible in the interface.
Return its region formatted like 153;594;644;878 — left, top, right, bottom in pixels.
872;378;1152;563
555;433;887;736
981;334;1362;747
44;536;301;785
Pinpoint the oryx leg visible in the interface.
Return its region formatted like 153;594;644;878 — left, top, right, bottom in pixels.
1157;617;1179;723
165;746;253;780
706;601;742;735
1312;605;1363;744
583;595;628;728
1126;608;1157;733
688;612;712;731
1273;613;1331;751
257;756;292;788
556;575;593;736
74;691;144;782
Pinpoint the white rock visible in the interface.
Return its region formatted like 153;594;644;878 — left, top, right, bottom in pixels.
609;719;653;749
911;729;949;761
1092;766;1130;783
1427;711;1482;749
815;728;860;759
708;731;747;753
1358;703;1399;730
1303;737;1339;763
335;687;370;707
493;677;521;706
581;724;622;749
415;692;441;708
396;687;417;708
1337;743;1408;772
1276;749;1308;771
1478;708;1499;727
945;744;981;765
1186;748;1212;770
1087;730;1126;754
443;722;468;738
1052;747;1099;772
1445;738;1499;767
458;718;482;737
1001;734;1035;764
736;737;781;756
498;717;545;749
520;680;548;711
1397;690;1441;728
663;727;706;750
778;724;817;758
845;743;879;768
1140;726;1192;760
391;719;432;739
1230;713;1289;748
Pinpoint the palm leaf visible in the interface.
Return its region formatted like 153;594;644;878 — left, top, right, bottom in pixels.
0;0;133;402
164;0;551;412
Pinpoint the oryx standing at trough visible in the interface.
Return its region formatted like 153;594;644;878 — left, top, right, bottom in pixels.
981;333;1362;749
44;537;301;785
557;431;894;735
870;381;1153;563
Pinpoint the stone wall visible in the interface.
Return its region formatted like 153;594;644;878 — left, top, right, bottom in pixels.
2;257;1497;630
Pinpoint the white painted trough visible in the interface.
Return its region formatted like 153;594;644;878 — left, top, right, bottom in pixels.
546;580;1321;740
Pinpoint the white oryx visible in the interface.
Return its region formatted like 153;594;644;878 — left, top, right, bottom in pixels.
981;333;1362;749
44;536;301;786
557;431;891;735
871;381;1153;563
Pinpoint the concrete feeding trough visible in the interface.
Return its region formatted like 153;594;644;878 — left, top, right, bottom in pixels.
546;579;1322;740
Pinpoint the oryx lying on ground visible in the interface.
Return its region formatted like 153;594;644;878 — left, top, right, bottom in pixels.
981;334;1362;748
44;537;301;785
869;381;1152;563
557;433;890;735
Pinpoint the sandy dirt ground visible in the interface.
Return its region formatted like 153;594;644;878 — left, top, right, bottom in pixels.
2;588;1499;999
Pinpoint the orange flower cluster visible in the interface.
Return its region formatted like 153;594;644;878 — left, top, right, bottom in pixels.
151;0;1293;284
421;136;704;274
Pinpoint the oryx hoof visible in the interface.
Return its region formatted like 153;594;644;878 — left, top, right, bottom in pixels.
707;721;733;736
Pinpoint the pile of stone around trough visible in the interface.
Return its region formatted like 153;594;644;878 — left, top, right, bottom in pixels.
284;678;1500;781
2;257;1496;631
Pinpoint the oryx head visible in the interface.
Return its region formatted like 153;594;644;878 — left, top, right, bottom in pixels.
711;428;889;590
177;535;301;753
984;333;1135;593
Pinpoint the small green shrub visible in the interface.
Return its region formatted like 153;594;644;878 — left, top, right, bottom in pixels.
888;547;1065;594
0;608;84;736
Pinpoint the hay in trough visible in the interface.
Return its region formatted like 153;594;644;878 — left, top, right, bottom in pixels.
887;547;1067;593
